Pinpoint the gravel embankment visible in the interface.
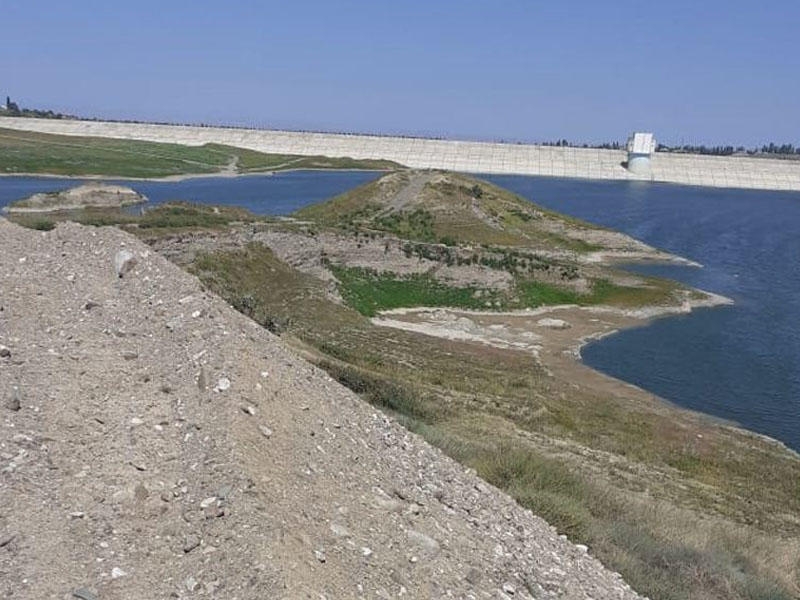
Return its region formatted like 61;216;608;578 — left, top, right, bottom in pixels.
0;219;641;599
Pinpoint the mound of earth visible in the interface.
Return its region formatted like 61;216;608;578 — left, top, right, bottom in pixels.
294;170;675;258
4;183;147;213
0;218;639;599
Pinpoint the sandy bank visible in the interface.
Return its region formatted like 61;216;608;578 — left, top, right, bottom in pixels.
366;289;800;458
372;290;734;402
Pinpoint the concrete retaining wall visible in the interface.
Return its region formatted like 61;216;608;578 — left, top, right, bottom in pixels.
2;117;799;191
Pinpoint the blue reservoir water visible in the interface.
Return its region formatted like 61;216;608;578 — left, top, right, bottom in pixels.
2;171;799;451
0;170;380;215
485;175;800;451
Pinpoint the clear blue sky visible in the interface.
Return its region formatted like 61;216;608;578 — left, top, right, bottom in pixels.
3;1;799;146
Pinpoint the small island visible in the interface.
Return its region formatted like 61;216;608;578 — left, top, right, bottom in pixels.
3;182;147;213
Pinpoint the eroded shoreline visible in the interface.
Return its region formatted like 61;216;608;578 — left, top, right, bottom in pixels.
371;288;732;362
364;290;800;457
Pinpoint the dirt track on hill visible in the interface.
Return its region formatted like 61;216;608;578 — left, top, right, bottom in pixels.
0;219;640;599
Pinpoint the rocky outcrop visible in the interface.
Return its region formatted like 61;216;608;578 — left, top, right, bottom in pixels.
3;183;147;213
0;218;640;599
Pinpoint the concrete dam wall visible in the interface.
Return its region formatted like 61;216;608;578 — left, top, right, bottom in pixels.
2;117;799;191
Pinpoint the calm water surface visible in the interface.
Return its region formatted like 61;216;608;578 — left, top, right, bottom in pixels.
486;175;800;451
0;170;380;215
3;171;799;451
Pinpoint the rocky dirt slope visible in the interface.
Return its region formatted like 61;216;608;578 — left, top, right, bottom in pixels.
0;218;640;599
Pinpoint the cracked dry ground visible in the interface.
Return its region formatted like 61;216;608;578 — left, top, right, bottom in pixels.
0;219;640;600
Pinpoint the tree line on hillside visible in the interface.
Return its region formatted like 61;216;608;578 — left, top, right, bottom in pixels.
539;138;800;157
1;96;75;120
539;139;624;150
657;143;800;157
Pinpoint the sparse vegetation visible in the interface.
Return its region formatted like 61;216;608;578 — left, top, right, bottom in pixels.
295;170;608;251
24;217;56;231
318;360;441;422
7;201;263;231
375;208;436;242
137;202;260;229
452;440;797;600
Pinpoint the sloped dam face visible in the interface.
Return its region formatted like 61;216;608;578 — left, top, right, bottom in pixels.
2;116;800;191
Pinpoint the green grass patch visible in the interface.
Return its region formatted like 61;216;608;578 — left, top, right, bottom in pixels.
375;208;436;242
329;265;680;317
329;264;499;316
516;277;679;309
0;128;229;177
516;279;583;306
0;127;401;178
588;277;678;307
